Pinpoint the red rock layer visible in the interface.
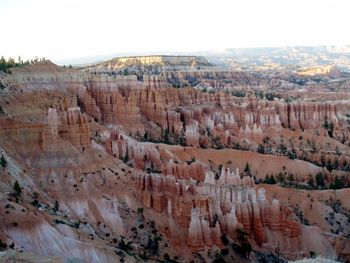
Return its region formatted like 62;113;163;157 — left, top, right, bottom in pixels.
105;131;161;169
133;166;301;251
42;107;90;150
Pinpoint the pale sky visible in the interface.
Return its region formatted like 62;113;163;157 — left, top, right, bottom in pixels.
1;0;350;63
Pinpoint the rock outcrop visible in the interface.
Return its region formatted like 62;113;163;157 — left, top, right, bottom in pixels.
42;107;90;150
0;58;349;262
133;166;301;252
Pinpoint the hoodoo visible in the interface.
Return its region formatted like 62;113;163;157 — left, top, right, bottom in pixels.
0;51;349;262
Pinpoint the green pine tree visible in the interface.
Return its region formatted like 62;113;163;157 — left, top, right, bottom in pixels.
13;180;21;196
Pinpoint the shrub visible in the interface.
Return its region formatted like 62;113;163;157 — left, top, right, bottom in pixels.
146;235;160;255
31;199;40;207
163;253;170;261
306;175;314;188
232;90;246;97
309;251;316;258
186;157;196;165
257;144;265;154
137;207;144;215
233;228;252;257
118;237;133;252
240;242;252;254
213;251;226;263
53;200;59;212
244;163;251;176
0;239;7;251
73;221;80;229
221;248;229;256
162;129;171;144
13;180;21;197
0;155;7;170
236;228;248;243
220;234;229;246
315;173;325;188
122;154;129;163
330;176;345;190
264;174;276;184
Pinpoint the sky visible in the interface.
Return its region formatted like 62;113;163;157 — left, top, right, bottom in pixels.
1;0;350;64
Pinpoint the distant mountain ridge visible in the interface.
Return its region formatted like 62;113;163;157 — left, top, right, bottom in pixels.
202;46;350;71
297;65;342;78
90;55;210;67
54;45;350;71
82;55;214;75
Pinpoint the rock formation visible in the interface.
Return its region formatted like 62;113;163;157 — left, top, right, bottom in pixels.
133;165;301;253
42;107;90;150
42;108;60;150
0;58;349;262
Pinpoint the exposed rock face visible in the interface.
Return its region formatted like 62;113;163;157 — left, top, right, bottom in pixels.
88;87;144;133
0;249;63;263
59;107;90;149
42;107;90;150
110;55;209;66
83;55;212;76
133;166;301;253
162;159;206;181
298;65;342;78
42;108;60;150
106;131;161;170
225;206;239;239
76;85;102;122
275;101;343;130
1;59;349;262
187;208;205;249
72;75;350;154
185;121;200;147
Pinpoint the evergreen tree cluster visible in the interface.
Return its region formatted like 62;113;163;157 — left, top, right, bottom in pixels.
0;56;32;73
0;56;47;73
